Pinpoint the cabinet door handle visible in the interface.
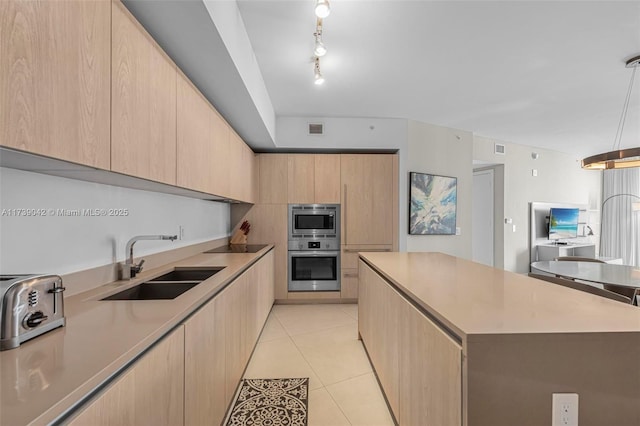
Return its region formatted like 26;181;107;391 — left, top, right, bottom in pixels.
344;248;391;253
344;272;358;278
343;184;347;245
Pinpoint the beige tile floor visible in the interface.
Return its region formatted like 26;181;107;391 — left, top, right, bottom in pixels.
244;304;395;426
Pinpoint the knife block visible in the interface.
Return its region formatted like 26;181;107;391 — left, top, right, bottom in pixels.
230;229;248;245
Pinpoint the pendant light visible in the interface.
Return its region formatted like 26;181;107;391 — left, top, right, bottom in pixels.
582;55;640;170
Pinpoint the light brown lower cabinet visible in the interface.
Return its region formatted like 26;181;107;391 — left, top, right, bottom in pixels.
341;269;359;299
399;301;462;426
359;259;462;425
184;288;227;426
340;245;392;300
185;250;275;425
70;251;274;426
69;326;185;426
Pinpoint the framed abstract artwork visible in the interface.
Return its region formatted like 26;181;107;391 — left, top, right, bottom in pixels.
409;172;457;235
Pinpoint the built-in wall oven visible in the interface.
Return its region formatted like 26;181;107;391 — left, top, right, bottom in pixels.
288;204;340;292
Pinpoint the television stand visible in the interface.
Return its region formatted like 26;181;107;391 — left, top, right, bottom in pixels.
536;242;595;261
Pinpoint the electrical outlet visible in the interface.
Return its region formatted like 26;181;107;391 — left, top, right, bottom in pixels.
512;224;517;232
552;393;578;426
178;225;185;240
532;169;538;177
455;227;461;235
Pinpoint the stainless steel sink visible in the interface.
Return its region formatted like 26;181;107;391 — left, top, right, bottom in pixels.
101;267;224;301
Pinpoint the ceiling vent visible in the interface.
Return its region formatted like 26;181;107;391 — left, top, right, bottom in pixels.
308;123;324;135
494;143;506;155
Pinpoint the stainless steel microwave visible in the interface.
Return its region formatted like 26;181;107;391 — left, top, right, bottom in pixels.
288;204;340;238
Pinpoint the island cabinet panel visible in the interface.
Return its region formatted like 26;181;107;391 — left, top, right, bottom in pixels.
359;251;640;426
359;259;462;424
69;326;185;426
176;71;214;194
358;259;400;415
465;333;640;426
341;154;394;246
111;1;177;185
287;154;316;204
314;154;341;203
399;302;462;426
0;0;111;169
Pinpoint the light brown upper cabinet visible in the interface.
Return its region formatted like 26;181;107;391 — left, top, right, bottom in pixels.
286;154;341;204
1;0;111;169
259;154;340;204
211;109;230;198
228;130;256;203
288;154;315;204
111;1;177;185
247;143;259;203
341;154;395;245
314;154;341;203
259;154;288;204
177;71;214;194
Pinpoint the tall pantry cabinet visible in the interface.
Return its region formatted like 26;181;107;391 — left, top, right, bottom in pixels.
247;153;398;301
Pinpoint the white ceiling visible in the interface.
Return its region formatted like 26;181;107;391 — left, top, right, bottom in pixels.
236;0;640;157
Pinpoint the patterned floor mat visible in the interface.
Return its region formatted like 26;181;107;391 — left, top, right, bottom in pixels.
225;377;309;426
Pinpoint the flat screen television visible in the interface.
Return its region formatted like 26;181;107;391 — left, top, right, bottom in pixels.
548;208;579;240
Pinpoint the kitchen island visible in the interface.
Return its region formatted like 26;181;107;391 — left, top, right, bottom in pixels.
358;252;640;426
1;245;274;425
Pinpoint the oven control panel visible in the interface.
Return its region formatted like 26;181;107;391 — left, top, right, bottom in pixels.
288;239;340;251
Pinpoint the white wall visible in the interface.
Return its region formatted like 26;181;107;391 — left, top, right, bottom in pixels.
406;121;473;258
0;167;230;275
473;136;602;272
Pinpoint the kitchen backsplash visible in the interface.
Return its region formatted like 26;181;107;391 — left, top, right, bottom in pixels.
0;167;230;275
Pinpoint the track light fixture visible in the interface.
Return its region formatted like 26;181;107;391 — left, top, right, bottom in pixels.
311;3;331;84
314;57;324;85
313;19;326;57
314;0;330;19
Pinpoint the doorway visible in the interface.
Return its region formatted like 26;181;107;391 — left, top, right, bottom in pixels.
472;169;494;266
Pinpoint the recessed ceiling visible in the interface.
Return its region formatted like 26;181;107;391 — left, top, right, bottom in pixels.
237;0;640;157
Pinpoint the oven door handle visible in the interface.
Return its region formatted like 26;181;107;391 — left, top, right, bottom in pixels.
289;251;339;257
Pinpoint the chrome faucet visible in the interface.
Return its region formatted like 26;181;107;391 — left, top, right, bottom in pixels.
121;235;178;279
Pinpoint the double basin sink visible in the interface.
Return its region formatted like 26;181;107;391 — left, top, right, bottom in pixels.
101;268;224;301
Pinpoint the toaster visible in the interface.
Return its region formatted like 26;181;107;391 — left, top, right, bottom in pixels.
0;274;66;351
